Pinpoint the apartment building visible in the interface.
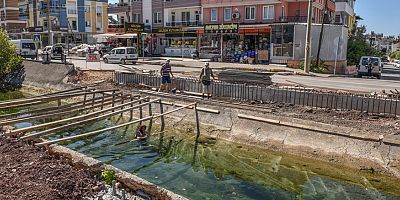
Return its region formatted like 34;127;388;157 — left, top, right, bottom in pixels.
12;0;108;46
1;0;27;35
334;0;356;33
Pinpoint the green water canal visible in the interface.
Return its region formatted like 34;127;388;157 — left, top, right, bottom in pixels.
2;91;400;200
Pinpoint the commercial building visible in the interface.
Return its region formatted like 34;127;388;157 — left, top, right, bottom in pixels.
199;0;338;64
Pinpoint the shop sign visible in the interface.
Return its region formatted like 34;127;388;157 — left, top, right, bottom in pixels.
28;26;43;32
204;24;239;33
107;28;125;33
125;23;144;33
153;27;183;33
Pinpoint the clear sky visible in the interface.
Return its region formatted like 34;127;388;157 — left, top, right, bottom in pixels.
355;0;399;36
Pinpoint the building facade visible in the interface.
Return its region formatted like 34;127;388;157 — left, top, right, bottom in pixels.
1;0;26;34
334;0;356;33
9;0;108;47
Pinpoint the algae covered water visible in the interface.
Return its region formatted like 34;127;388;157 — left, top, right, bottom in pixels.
2;91;400;200
44;117;400;200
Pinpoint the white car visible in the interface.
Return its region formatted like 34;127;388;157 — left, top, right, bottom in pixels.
103;47;138;64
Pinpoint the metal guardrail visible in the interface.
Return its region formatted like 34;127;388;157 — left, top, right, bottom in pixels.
115;72;400;116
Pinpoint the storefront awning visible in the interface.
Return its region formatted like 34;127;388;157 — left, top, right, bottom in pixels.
93;33;138;38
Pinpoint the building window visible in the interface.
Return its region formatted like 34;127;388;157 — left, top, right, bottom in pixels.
245;7;255;20
86;21;91;27
153;12;161;24
133;13;141;23
211;8;217;21
224;8;231;21
84;5;90;13
67;3;77;14
263;5;274;20
71;20;77;30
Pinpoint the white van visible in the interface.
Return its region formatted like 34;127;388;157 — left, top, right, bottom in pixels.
11;39;37;59
357;56;382;79
103;47;138;64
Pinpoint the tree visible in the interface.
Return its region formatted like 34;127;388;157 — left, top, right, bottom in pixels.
347;25;383;65
0;29;24;91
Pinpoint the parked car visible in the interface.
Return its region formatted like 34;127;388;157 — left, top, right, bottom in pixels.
51;44;64;60
42;46;53;54
394;60;400;68
103;47;138;64
356;56;382;79
11;39;37;59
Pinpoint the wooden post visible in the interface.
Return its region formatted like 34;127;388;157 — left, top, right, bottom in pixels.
159;100;165;131
120;94;126;117
92;93;96;107
101;93;105;110
57;99;61;108
194;103;201;138
148;102;153;134
139;100;143;125
83;93;87;107
112;91;116;112
130;97;133;120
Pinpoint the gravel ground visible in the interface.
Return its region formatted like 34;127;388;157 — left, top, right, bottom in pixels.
0;136;98;200
0;135;143;200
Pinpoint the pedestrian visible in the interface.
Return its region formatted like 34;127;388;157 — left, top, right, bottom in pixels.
158;59;174;92
199;62;215;99
368;58;373;77
135;125;147;140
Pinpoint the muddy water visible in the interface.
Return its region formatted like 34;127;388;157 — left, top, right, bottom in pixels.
2;92;400;200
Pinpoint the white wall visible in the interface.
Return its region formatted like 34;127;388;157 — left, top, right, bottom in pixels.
293;24;348;61
142;0;152;27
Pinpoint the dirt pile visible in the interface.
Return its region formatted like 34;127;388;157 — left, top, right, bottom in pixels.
0;136;98;200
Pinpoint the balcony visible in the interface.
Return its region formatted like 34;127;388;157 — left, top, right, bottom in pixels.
107;3;130;14
67;10;77;15
166;20;202;27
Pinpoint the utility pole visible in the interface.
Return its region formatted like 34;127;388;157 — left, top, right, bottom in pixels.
316;0;328;66
46;0;53;46
304;0;313;73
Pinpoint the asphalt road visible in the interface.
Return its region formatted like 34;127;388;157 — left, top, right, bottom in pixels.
69;59;400;93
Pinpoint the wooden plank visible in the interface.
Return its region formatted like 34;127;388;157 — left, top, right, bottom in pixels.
0;93;122;119
0;95;129;127
35;103;196;146
8;96;147;136
21;98;161;140
0;89;119;109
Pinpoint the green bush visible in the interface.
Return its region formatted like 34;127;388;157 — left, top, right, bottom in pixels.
299;60;326;73
101;169;116;185
0;29;24;92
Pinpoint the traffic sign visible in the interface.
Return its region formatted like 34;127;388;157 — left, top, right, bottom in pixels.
141;33;147;39
33;34;41;42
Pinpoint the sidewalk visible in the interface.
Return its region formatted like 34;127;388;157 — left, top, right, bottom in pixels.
136;57;326;76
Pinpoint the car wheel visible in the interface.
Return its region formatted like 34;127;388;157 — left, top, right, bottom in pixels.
104;58;108;63
357;74;362;78
132;62;136;65
377;74;381;79
122;59;126;65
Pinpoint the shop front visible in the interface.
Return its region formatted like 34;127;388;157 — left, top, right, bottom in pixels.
198;24;271;64
152;27;197;58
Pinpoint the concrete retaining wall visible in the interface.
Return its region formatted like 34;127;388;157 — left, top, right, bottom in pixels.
48;144;187;200
23;60;74;89
136;93;400;178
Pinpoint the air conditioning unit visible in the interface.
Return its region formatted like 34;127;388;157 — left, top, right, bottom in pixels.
232;12;240;19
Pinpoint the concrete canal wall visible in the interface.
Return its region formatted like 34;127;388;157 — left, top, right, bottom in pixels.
136;93;400;178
